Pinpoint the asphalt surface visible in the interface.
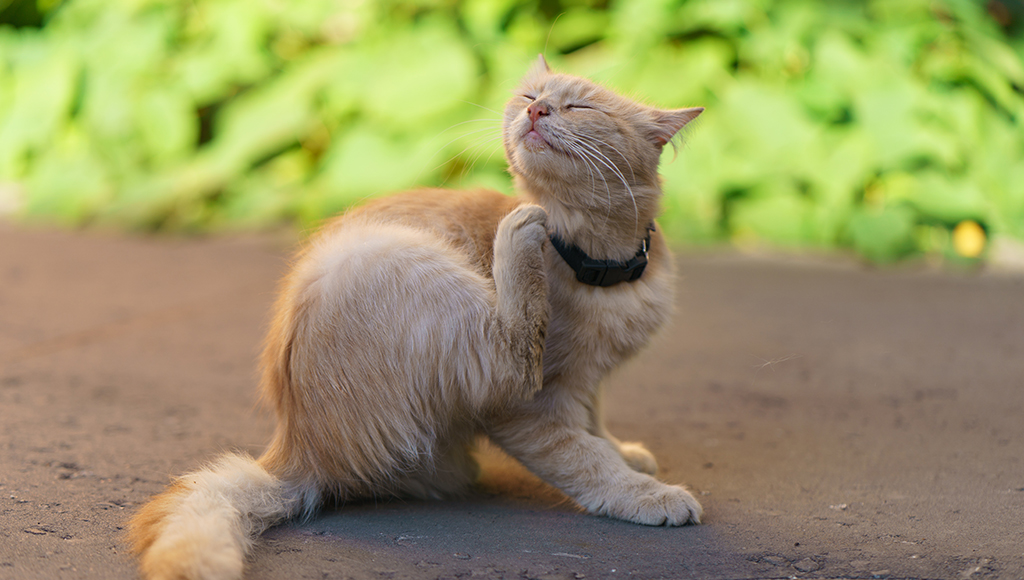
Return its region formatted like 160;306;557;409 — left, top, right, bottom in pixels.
1;222;1022;580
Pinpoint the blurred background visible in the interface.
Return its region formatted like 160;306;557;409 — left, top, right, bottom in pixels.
0;0;1022;266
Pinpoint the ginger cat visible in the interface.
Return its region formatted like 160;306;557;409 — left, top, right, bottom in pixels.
129;55;704;580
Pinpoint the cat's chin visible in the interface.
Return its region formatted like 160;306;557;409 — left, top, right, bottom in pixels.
522;129;550;153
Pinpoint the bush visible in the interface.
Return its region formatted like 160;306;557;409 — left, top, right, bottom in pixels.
1;0;1022;264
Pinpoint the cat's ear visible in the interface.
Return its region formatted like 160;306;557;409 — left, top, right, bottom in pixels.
649;107;704;147
527;54;552;79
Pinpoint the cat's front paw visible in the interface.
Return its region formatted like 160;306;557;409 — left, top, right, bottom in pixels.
634;483;702;526
594;480;702;526
618;442;659;475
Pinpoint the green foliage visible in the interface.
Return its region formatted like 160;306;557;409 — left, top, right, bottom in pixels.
1;0;1022;265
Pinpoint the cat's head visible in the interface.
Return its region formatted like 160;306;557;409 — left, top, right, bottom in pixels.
503;55;702;208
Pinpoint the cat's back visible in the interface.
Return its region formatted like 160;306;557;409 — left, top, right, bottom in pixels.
323;188;523;278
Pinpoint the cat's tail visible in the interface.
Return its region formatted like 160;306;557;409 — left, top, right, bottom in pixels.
128;453;313;580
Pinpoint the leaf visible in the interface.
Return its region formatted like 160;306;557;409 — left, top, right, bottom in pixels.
23;124;112;225
209;48;342;171
0;41;78;178
672;0;769;37
608;0;676;54
853;79;946;170
658;112;728;242
728;187;816;247
713;80;820;187
173;0;274;104
356;19;478;128
135;87;197;169
307;123;439;215
847;205;919;263
905;172;989;227
212;150;312;230
461;0;520;44
619;39;732;107
544;8;609;53
970;33;1024;85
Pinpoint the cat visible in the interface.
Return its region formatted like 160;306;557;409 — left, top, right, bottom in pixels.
128;55;704;580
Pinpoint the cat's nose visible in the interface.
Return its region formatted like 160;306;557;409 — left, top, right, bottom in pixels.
528;102;550;123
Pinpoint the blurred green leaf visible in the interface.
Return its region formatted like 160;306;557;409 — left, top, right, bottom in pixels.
173;0;273;104
356;18;478;127
305;123;440;218
136;87;197;168
24;124;112;225
0;0;1021;267
546;8;609;53
904;173;989;227
212;149;312;231
729;188;816;247
847;205;918;264
209;48;337;169
0;39;78;178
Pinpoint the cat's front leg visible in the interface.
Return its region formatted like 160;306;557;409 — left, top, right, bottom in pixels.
489;404;701;526
489;204;550;400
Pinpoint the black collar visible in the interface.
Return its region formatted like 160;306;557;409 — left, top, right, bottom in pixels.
549;225;654;287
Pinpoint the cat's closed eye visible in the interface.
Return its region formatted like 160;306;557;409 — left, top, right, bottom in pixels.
565;104;593;111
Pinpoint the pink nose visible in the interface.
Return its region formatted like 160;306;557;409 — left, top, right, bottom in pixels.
528;102;549;124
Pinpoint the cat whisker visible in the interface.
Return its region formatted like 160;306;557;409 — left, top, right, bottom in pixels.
568;136;639;238
460;134;506;182
452;129;504;161
563;141;614;232
576;133;636;184
462;129;505;162
477;135;507;169
567;144;607;202
418;124;503;185
428;120;502;160
557;137;586;182
432;129;504;184
440;118;504;132
576;145;618;233
456;100;504;118
441;131;505;186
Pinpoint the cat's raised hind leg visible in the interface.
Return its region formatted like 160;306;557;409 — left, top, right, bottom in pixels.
488;204;549;401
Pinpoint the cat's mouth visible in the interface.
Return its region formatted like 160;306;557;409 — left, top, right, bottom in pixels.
522;126;554;153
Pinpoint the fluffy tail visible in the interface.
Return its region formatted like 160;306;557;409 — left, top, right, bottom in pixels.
129;453;308;580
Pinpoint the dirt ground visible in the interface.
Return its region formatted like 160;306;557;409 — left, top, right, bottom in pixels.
1;222;1022;580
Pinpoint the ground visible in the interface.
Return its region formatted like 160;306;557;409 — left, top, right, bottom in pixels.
0;223;1021;579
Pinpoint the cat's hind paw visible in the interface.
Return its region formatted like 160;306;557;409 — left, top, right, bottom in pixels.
501;204;548;249
618;442;659;475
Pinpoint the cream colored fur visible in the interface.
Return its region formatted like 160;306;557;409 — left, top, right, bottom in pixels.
129;55;703;580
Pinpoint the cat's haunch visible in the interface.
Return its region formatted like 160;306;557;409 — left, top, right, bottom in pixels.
129;54;703;580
